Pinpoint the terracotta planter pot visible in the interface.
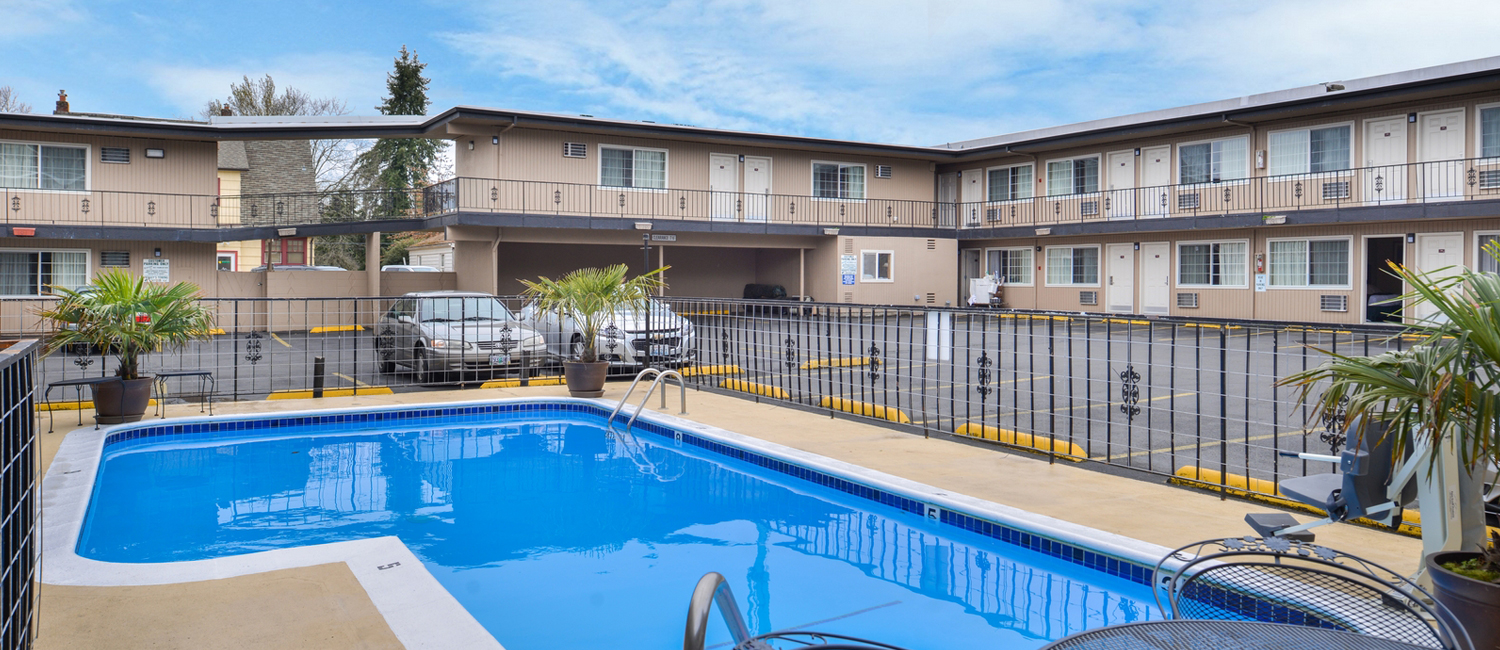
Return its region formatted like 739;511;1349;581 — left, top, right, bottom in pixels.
1427;551;1500;650
562;361;609;398
91;377;154;424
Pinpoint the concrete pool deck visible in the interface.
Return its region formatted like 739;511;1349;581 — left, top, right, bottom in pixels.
36;384;1423;649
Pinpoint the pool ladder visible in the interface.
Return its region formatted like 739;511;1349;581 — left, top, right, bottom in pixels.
682;572;911;650
608;367;687;433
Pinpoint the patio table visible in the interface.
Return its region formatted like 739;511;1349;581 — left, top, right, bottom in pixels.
1037;620;1434;650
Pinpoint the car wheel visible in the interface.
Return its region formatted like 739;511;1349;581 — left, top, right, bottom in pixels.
413;346;434;384
569;334;584;360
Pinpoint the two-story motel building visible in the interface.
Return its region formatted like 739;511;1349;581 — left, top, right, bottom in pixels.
5;56;1500;325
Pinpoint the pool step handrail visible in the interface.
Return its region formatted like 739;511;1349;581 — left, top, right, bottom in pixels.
609;367;687;433
683;572;766;650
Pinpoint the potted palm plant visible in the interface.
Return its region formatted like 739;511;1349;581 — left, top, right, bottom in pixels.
521;264;665;398
39;269;216;424
1280;257;1500;649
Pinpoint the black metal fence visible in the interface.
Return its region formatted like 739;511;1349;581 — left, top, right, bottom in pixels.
10;293;1414;505
0;339;39;650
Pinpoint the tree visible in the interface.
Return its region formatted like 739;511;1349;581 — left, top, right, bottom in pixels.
354;46;443;215
203;75;368;191
0;87;31;113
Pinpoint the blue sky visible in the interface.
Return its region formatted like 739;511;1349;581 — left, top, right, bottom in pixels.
4;0;1499;146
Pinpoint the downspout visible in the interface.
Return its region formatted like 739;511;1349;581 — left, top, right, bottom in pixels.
490;230;503;296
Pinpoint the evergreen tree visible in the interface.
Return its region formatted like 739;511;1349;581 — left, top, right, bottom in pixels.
357;46;442;213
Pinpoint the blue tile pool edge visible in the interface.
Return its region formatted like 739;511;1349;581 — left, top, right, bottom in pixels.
91;397;1170;590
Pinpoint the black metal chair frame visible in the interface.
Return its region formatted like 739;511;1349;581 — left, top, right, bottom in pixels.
44;376;119;432
151;370;215;418
1153;536;1471;650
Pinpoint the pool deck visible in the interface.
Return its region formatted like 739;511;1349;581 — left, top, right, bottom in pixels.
36;384;1423;649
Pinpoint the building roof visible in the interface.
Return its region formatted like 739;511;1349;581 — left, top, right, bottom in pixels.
217;140;250;171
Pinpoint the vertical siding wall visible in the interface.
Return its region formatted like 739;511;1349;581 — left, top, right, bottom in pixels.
456;128;936;201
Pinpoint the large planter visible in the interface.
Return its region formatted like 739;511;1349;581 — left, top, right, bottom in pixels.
1427;551;1500;650
562;361;609;398
91;377;154;424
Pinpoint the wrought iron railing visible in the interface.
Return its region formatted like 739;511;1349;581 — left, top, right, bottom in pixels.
0;339;39;650
5;156;1500;232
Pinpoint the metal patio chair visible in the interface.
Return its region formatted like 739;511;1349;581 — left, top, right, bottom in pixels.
1153;536;1471;650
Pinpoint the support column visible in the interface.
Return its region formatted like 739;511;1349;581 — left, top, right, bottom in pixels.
366;232;381;296
799;248;806;300
659;245;666;296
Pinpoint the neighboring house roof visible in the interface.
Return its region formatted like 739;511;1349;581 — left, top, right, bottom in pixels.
218;140;250;171
241;140;317;196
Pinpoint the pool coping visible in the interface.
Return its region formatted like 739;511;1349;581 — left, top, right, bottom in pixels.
44;396;1186;647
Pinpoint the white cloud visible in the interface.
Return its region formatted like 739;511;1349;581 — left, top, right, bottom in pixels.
439;0;1500;144
0;0;87;39
147;52;391;118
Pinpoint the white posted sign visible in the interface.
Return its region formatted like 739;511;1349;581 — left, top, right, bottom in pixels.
142;259;170;283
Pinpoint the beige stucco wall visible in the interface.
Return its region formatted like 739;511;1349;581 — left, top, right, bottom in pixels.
827;236;959;306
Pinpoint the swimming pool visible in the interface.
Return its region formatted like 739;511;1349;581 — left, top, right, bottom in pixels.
66;400;1170;649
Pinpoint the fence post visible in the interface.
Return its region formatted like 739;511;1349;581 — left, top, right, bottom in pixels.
1219;327;1229;501
313;356;325;398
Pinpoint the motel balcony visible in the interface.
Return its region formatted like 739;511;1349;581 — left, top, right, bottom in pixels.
4;158;1500;237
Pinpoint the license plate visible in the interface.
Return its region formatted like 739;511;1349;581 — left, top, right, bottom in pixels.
649;344;673;356
489;353;510;365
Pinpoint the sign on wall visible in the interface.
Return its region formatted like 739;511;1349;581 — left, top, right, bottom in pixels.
840;254;856;286
1254;273;1267;292
142;259;170;283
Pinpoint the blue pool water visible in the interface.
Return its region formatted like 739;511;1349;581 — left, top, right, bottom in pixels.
80;405;1159;649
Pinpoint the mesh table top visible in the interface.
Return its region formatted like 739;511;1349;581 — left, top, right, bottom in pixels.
1038;620;1434;650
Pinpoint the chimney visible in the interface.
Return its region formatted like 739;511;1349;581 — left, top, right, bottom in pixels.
220;106;232;117
54;90;69;115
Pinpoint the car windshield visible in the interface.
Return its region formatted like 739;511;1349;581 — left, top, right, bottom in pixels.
419;297;514;322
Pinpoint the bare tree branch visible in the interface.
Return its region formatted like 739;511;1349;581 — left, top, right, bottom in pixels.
0;87;32;113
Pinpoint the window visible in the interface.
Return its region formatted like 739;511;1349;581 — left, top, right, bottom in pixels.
1178;241;1248;287
1268;125;1352;176
1479;233;1500;273
264;238;308;266
813;162;866;199
599;146;666;189
1046;157;1099;196
860;250;892;282
0;142;87;190
1269;238;1350;287
216;252;236;272
1481;107;1500;159
987;164;1033;202
985;247;1032;285
1179;137;1248;184
1046;246;1099;286
0;250;87;295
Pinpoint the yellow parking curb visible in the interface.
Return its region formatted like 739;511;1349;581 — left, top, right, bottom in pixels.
1182;323;1243;330
310;325;365;334
480;375;566;389
1102;318;1150;326
821;397;911;424
190;328;227;336
40;399;158;411
801;357;868;370
266;386;394;400
996;314;1072;322
718;379;789;400
955;423;1087;460
679;365;742;377
678;309;734;316
1281;326;1352;335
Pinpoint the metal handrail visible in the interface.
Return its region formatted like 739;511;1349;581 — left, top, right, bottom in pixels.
608;367;687;433
683;572;760;650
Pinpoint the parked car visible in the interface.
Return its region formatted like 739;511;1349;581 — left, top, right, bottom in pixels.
375;291;548;382
248;264;347;272
381;265;441;272
519;298;697;369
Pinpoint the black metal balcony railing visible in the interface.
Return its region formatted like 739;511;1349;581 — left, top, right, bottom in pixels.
3;157;1500;233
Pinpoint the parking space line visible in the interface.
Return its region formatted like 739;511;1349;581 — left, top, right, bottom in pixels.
334;372;370;387
270;333;292;348
1102;426;1317;461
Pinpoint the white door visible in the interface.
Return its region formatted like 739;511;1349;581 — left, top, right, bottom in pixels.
937;172;958;227
1139;242;1170;315
743;156;770;222
1106;151;1136;219
709;154;739;220
1105;243;1135;313
1419;110;1466;201
1364;117;1408;202
960;249;982;303
1414;233;1464;321
1140;146;1171;217
961;168;984;226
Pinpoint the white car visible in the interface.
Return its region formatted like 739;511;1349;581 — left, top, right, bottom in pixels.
519;300;697;369
381;265;441;272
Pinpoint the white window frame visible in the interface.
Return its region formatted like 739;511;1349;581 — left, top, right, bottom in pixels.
1475;101;1500;161
859;249;893;283
1265;122;1355;180
1266;236;1354;290
216;251;238;272
1174;238;1250;289
1044;244;1101;287
983;246;1033;286
597;144;669;192
0;247;91;297
1174;135;1251;187
811;160;867;202
985;162;1034;203
0;138;91;193
1044;155;1101;197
